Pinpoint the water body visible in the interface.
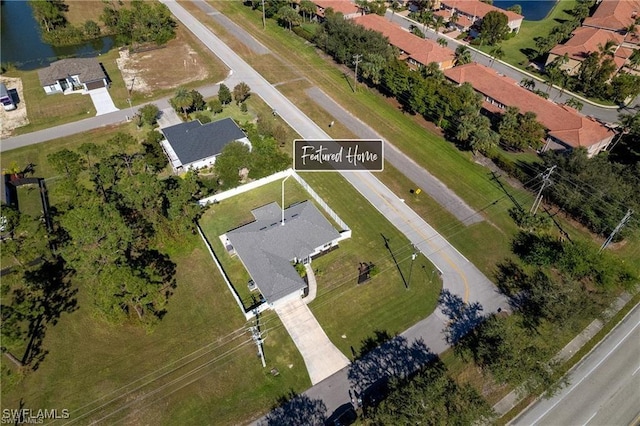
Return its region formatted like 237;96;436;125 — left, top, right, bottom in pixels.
493;0;557;21
0;0;115;70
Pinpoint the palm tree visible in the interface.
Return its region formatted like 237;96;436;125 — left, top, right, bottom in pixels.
489;46;504;67
454;45;472;66
628;49;640;70
355;0;368;15
278;6;301;30
598;39;617;58
450;12;459;28
564;97;583;111
608;113;638;151
434;15;445;33
437;37;448;48
173;87;193;119
299;0;316;22
520;78;536;91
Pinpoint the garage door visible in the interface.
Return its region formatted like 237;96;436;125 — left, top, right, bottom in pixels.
85;80;105;90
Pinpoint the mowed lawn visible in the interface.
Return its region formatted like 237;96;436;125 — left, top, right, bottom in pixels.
199;174;443;360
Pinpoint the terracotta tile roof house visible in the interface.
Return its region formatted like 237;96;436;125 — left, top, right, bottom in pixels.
435;8;474;31
38;58;108;94
225;201;342;304
313;0;360;19
353;14;455;69
444;63;615;157
546;27;625;75
440;0;523;33
160;118;251;173
583;0;640;32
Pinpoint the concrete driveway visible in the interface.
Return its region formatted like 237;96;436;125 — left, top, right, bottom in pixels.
88;87;119;116
275;298;350;385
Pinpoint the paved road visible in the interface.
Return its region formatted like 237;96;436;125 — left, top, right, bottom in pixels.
157;1;507;421
511;302;640;426
387;11;640;124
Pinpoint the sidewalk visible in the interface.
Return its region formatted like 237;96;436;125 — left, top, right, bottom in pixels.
493;292;634;417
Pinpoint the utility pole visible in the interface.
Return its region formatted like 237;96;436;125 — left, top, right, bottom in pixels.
600;209;633;252
353;54;362;91
530;165;556;215
261;0;266;29
249;325;266;367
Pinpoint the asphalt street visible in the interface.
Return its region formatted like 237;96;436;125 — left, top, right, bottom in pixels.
512;302;640;426
386;10;640;124
157;0;508;419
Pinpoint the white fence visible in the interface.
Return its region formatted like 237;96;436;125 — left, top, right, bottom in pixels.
199;169;292;206
290;172;350;232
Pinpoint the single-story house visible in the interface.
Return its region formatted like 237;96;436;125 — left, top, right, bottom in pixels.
440;0;523;34
160;117;251;173
38;58;108;94
225;201;342;305
353;14;455;69
444;63;615;157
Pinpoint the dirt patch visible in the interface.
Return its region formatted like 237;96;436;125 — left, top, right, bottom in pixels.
115;31;211;97
0;76;29;138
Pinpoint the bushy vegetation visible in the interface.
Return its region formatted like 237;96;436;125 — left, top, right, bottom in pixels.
101;0;177;47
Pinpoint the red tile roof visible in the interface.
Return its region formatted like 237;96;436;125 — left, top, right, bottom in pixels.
353;14;455;67
314;0;360;17
583;0;640;32
441;0;523;23
549;27;624;62
444;63;615;149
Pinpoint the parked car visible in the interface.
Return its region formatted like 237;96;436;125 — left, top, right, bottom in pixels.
1;83;16;111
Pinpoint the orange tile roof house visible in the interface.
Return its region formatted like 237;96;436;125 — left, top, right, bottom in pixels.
583;0;640;32
440;0;523;33
444;63;615;157
546;27;626;75
313;0;360;19
353;14;455;69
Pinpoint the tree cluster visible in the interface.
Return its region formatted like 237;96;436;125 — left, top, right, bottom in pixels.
29;0;102;45
536;149;640;239
44;133;206;328
101;0;177;47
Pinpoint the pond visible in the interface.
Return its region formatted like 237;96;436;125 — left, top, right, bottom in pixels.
493;0;557;21
0;0;115;71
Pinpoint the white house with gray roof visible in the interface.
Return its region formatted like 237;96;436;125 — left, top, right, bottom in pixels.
160;118;251;173
224;201;342;305
38;58;108;94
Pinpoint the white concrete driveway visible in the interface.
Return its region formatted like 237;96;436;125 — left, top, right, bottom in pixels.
157;107;182;129
275;298;350;385
88;87;119;116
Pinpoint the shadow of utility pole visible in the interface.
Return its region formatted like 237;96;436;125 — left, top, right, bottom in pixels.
380;233;408;289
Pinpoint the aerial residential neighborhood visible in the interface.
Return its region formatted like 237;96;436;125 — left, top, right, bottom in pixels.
1;0;638;425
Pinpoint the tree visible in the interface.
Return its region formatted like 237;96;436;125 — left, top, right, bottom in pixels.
233;82;251;104
172;87;193;119
138;104;160;126
564;97;583;111
208;98;223;114
520;77;536;91
489;45;504;67
47;149;85;179
480;11;509;45
29;0;67;32
506;4;522;14
214;141;252;189
83;20;101;38
299;0;317;22
101;1;176;46
628;49;640;69
437;37;448;48
454;45;472;65
434;15;445;33
218;83;232;105
610;72;640;104
278;6;301;30
190;89;206;111
142;130;167;172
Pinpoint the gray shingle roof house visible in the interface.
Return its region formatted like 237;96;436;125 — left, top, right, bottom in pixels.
225;201;341;304
160;118;251;173
38;58;108;94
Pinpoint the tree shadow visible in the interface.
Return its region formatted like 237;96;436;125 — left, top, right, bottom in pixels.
348;330;436;392
260;389;327;426
17;258;78;370
438;289;486;345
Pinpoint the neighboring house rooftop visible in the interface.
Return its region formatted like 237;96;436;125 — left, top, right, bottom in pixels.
353;14;455;67
161;118;246;166
440;0;523;24
314;0;360;18
549;27;624;62
444;63;615;150
583;0;640;32
226;201;341;303
37;58;106;86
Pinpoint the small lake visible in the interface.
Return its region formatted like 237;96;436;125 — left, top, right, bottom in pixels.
493;0;557;21
0;0;115;71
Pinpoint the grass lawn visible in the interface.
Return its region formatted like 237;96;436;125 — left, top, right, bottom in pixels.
199;173;443;360
15;184;43;218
